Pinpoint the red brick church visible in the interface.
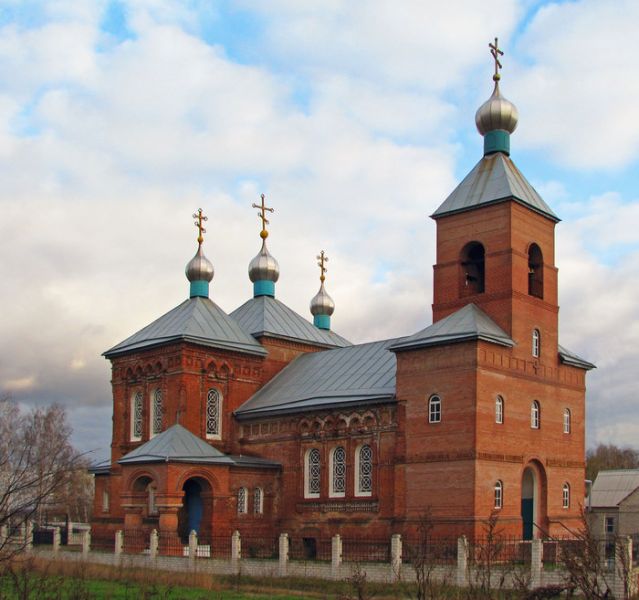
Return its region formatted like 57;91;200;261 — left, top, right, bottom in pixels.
91;47;594;545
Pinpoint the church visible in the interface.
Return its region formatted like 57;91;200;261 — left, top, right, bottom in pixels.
91;42;594;546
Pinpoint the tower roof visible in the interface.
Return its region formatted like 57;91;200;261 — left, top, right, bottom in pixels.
431;152;559;222
230;295;350;349
104;296;266;358
389;303;515;352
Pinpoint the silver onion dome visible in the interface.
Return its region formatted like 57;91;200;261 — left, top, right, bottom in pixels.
248;240;280;283
310;282;335;317
185;244;214;282
475;81;519;136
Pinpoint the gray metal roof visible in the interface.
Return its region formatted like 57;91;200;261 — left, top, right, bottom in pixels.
389;303;514;352
432;153;559;222
230;295;351;348
590;470;639;508
558;345;596;370
235;338;398;418
104;297;266;358
88;458;110;475
118;424;280;468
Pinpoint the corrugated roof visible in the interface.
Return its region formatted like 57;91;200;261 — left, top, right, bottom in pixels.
230;295;351;348
235;338;398;418
432;153;559;222
389;304;514;352
118;424;280;468
559;345;596;370
590;469;639;508
104;297;266;358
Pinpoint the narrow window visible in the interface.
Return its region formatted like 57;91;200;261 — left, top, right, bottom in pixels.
305;449;321;499
528;243;544;299
102;490;110;513
150;389;163;437
532;329;540;358
460;241;485;296
206;388;221;438
237;487;247;514
131;391;143;441
494;480;503;509
531;401;540;429
605;517;615;534
355;445;373;497
563;408;571;434
330;446;346;498
562;483;570;509
429;395;441;423
254;488;263;515
495;396;504;424
148;484;157;516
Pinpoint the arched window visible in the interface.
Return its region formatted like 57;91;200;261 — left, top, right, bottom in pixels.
131;391;143;441
206;388;221;439
330;446;346;498
254;487;263;514
532;329;540;358
460;241;485;296
150;389;163;437
563;409;571;434
305;448;321;499
102;490;110;513
495;396;504;424
531;401;540;429
562;483;570;509
528;243;544;299
237;487;247;514
355;445;373;497
429;395;441;423
494;480;503;509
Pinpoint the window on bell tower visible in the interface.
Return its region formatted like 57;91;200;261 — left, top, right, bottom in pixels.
528;243;544;299
460;242;485;296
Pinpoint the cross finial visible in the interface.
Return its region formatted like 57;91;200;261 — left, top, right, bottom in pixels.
252;193;275;240
192;208;208;245
317;250;328;283
489;37;504;82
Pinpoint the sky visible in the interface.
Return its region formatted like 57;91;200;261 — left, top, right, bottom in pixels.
0;0;638;461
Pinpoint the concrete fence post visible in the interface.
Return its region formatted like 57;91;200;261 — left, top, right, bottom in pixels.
331;534;342;579
25;521;33;553
188;530;198;562
149;529;159;560
231;530;241;572
52;527;61;555
390;534;402;581
0;525;8;551
456;535;468;588
278;533;289;577
114;530;123;557
614;536;634;599
81;530;91;558
530;538;543;589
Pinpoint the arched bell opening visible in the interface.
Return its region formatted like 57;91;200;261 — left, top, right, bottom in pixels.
528;243;544;299
460;241;485;296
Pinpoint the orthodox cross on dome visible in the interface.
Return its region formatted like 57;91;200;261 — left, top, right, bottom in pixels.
193;208;208;245
252;193;274;240
317;250;328;283
489;37;504;82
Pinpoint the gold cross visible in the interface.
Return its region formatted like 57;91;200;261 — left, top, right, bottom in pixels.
317;250;328;283
192;208;208;245
489;37;504;82
252;193;274;240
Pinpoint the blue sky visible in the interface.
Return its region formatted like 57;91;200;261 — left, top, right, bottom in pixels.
0;0;637;460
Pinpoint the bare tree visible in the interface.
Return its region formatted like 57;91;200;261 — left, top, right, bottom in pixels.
0;395;83;561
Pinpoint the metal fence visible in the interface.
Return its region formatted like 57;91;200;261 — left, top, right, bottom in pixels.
467;537;532;565
241;536;279;559
341;538;390;563
289;537;331;561
402;537;458;565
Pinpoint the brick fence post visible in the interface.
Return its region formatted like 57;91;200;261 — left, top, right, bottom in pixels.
188;530;198;563
149;529;158;561
278;533;289;577
390;534;402;581
530;538;543;589
52;527;61;555
81;530;91;558
331;534;342;580
231;530;241;572
115;530;123;558
456;535;468;588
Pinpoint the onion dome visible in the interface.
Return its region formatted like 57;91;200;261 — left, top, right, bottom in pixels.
186;208;214;298
310;250;335;330
475;38;518;156
249;240;280;297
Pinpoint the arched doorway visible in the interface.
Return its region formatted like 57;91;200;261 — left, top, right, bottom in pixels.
178;477;212;543
521;468;536;540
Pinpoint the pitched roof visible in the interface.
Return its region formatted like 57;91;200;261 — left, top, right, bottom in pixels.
389;303;514;352
118;424;280;468
559;344;596;370
235;338;398;418
104;297;266;358
431;153;559;222
230;295;351;348
589;469;639;508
